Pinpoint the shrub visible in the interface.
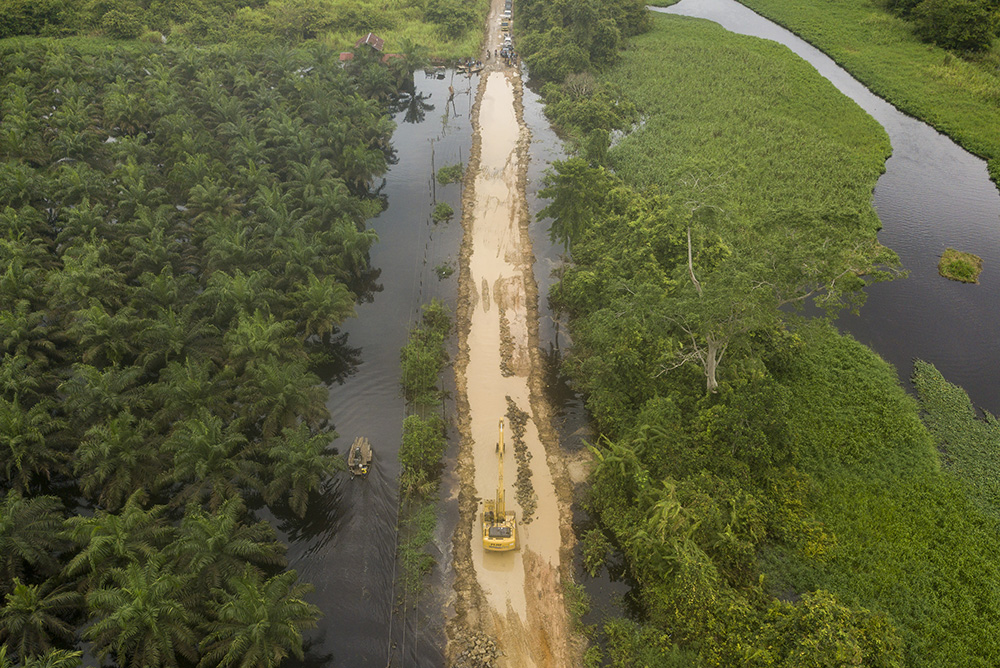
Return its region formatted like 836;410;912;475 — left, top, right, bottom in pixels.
432;201;454;223
101;9;143;39
911;0;998;52
938;247;982;282
435;163;464;184
399;414;446;491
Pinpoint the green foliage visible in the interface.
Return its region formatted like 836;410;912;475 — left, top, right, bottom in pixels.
424;0;477;39
399;414;447;495
399;299;451;406
397;502;437;594
537;158;612;250
580;528;610;577
0;38;398;664
435;163;464;185
515;0;651;83
100;9;143;39
937;247;983;282
602;618;700;668
549;8;1000;666
914;360;1000;516
562;580;595;636
910;0;999;52
198;568;319;668
396;300;451;594
551;14;898;396
431;201;454;224
434;262;455;280
733;0;1000;188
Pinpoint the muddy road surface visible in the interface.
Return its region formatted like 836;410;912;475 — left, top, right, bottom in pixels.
445;3;581;667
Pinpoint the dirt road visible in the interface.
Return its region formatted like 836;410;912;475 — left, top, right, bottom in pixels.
446;3;580;667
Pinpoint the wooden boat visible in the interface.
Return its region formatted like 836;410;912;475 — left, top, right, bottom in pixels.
348;437;372;477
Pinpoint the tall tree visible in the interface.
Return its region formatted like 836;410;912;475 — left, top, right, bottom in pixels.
170;499;287;592
198;568;319;668
84;555;201;668
0;580;81;661
0;492;64;594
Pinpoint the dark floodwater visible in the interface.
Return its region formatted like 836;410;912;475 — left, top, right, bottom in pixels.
658;0;1000;414
285;69;475;668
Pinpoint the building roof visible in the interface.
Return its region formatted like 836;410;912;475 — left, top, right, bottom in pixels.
355;33;385;51
339;52;354;62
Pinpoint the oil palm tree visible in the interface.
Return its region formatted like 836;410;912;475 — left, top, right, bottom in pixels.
162;409;258;510
0;491;64;594
59;363;147;427
63;491;173;587
75;411;166;510
198;568;319;668
0;579;81;660
0;645;82;668
292;272;356;341
150;358;225;428
170;498;286;592
238;360;327;440
84;554;200;668
263;425;341;518
222;310;303;374
0;395;66;490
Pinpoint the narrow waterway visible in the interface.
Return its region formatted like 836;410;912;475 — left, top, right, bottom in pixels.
284;69;475;667
658;0;1000;414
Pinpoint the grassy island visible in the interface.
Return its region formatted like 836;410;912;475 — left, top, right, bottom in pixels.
938;247;983;283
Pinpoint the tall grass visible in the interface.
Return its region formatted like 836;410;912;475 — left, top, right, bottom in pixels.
764;323;1000;666
688;0;1000;186
605;13;890;232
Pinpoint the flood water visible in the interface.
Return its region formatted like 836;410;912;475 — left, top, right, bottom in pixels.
658;0;1000;414
285;69;476;667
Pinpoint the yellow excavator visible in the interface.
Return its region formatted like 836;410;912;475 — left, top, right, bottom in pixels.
482;419;517;552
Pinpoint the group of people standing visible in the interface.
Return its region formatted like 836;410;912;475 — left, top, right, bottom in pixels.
489;46;517;67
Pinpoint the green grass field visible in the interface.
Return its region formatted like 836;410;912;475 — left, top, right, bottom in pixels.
659;0;1000;185
606;13;890;232
769;325;1000;667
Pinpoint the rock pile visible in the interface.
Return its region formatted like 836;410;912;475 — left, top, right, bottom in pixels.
498;305;515;377
505;396;537;523
454;633;502;668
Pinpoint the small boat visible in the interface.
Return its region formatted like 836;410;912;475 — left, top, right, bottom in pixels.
348;437;372;477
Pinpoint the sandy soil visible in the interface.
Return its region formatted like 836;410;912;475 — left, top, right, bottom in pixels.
445;3;583;667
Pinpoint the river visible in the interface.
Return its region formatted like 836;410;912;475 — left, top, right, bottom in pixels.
658;0;1000;415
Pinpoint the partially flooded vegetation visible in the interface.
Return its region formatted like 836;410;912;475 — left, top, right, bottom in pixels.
3;0;1000;665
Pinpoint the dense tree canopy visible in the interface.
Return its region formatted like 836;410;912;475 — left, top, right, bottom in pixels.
0;37;402;665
